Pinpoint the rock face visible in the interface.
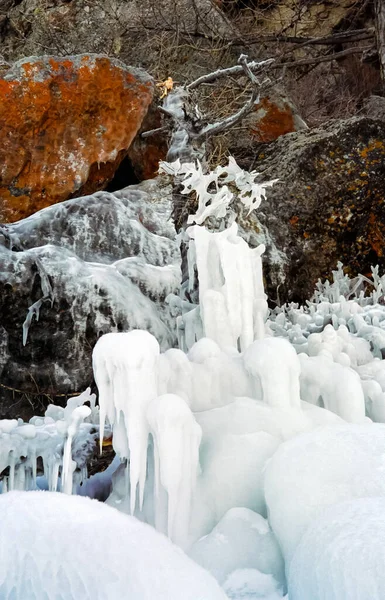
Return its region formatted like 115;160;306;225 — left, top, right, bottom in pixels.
0;178;180;419
0;54;154;222
240;117;385;303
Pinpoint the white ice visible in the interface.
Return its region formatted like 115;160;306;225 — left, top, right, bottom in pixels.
189;507;284;587
93;329;160;514
0;491;227;600
289;497;385;600
264;424;385;567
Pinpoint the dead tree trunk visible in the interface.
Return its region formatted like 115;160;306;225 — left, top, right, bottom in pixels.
374;0;385;90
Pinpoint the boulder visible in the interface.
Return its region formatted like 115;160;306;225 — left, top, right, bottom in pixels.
0;178;180;419
0;54;154;222
239;117;385;303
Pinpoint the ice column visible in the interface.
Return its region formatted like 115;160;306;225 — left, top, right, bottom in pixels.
147;394;202;548
184;223;268;351
93;330;160;514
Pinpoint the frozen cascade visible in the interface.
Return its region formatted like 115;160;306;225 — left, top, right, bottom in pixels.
0;389;100;495
180;222;268;351
8;158;385;599
93;330;160;514
147;394;201;547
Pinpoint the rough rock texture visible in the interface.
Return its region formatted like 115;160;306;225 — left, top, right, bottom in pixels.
227;88;308;161
235;0;363;39
1;0;238;71
362;95;385;120
0;54;154;222
0;178;180;419
240;117;385;303
128;104;168;181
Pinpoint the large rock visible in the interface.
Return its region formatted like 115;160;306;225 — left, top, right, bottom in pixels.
0;54;154;222
0;178;180;419
239;117;385;303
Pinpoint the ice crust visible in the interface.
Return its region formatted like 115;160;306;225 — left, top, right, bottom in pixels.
289;498;385;600
264;424;385;567
0;491;227;600
189;507;284;587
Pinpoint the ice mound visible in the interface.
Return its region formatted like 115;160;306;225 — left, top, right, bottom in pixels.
189;507;284;587
289;497;385;600
264;423;385;566
0;491;228;600
223;569;285;600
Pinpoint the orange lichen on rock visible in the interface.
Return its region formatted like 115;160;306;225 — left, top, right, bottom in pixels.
0;54;154;222
251;96;297;143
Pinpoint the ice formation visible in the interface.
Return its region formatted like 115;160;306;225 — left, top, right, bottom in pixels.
264;424;385;567
189;507;284;587
0;389;99;495
289;498;385;600
179;222;268;350
159;156;277;225
93;330;160;514
147;393;201;547
7;158;385;599
0;491;227;600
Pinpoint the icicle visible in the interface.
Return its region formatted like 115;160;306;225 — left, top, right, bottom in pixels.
147;394;202;548
93;330;160;514
22;299;43;346
62;405;91;495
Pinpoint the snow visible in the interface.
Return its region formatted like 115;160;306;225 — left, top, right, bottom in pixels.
289;498;385;600
0;491;227;600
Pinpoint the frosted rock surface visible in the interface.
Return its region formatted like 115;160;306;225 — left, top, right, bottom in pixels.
289;498;385;600
0;491;227;600
264;424;385;566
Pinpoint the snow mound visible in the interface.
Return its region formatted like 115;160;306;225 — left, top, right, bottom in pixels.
264;424;385;566
289;497;385;600
0;491;227;600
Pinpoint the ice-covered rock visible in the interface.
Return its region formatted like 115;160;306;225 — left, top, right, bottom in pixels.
0;491;227;600
189;507;284;587
243;337;301;409
0;180;180;418
223;569;285;600
299;353;366;422
289;498;385;600
264;424;385;567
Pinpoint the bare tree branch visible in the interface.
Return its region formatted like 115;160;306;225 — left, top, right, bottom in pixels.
275;45;374;69
187;58;275;90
